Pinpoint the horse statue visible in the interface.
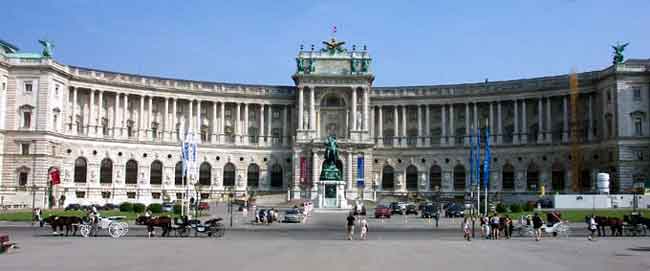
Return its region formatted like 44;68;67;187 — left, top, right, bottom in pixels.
612;42;629;65
38;39;54;58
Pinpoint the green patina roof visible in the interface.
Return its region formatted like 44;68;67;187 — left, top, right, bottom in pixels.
6;52;43;59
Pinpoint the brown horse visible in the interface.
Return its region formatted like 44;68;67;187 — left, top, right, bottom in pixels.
140;216;172;237
41;216;83;236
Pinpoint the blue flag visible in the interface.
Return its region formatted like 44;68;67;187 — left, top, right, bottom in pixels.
483;127;491;187
475;128;481;187
469;127;474;186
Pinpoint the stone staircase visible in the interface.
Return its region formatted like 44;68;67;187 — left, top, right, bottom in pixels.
253;192;288;207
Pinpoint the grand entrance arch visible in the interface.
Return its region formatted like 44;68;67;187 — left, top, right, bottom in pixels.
319;93;348;139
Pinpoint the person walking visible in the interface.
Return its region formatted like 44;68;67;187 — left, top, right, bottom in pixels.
463;217;471;241
346;212;356;240
491;215;500;240
587;215;597;241
434;207;441;228
532;212;544;241
504;215;513;239
359;217;368;240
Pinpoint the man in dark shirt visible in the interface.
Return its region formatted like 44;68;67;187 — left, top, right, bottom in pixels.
532;212;544;241
346;212;355;240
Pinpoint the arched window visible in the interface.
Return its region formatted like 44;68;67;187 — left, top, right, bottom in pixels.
223;163;235;187
270;164;283;188
175;161;183;185
502;164;515;191
526;163;539;191
74;157;87;183
125;159;138;184
406;165;418;191
99;158;113;184
429;165;442;191
453;165;466;191
150;160;163;185
551;162;565;192
248;164;260;188
382;165;394;190
199;162;211;186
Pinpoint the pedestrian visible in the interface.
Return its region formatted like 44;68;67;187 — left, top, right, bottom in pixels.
587;215;597;241
532;212;544;241
463;217;471;241
504;215;512;239
491;215;500;240
346;212;355;240
434;207;441;228
481;216;490;239
359;217;368;240
242;205;248;220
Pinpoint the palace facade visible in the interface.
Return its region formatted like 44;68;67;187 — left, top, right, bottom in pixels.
0;38;649;209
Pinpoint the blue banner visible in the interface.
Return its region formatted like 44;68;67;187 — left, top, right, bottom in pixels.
483;127;491;187
475;128;481;187
357;156;364;187
469;128;474;186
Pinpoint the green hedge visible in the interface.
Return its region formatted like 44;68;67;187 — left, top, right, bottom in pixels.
133;203;146;213
495;203;508;213
148;203;162;213
510;203;522;213
173;204;182;215
522;202;535;212
119;202;134;212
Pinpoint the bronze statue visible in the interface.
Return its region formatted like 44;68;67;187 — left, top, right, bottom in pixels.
38;39;54;58
320;136;341;181
612;42;629;65
322;38;346;55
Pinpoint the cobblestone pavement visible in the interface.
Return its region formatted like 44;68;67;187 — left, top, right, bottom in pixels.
1;208;649;271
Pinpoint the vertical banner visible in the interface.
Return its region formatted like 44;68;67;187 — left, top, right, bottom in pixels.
300;157;306;184
356;156;364;187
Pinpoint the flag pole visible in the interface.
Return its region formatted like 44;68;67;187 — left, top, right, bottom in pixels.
476;127;481;217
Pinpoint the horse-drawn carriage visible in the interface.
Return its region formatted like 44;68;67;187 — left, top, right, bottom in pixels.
515;221;571;238
80;216;128;238
171;217;225;238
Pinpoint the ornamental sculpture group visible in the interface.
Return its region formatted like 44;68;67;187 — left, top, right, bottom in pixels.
320;136;341;181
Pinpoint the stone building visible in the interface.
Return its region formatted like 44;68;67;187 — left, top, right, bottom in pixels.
0;38;648;209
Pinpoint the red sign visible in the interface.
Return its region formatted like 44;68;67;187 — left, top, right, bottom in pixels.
49;169;60;185
300;157;306;184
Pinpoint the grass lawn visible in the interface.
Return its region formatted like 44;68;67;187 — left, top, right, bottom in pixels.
0;210;176;222
497;208;648;223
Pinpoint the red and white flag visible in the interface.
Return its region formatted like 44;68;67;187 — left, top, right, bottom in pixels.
332;25;337;35
50;168;60;185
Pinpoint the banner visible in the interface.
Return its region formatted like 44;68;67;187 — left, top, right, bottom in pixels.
482;127;491;187
356;156;364;187
49;168;60;185
469;128;474;186
300;157;307;183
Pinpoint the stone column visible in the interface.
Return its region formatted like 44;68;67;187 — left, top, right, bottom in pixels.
417;105;423;147
363;87;369;131
473;102;478;132
148;95;153;140
545;97;552;143
188;99;193;134
465;103;470;145
309;87;315;131
562;96;568;143
351;87;357;131
197;100;202;142
393;106;399;146
587;94;594;141
521;99;527;143
377;106;383;146
425;105;431;146
171;98;177;141
89;89;95;136
235;102;240;143
449;104;455;146
97;90;103;137
220;101;225;143
537;98;543;143
243;103;249;144
163;97;169;141
441;104;447;145
123;94;129;138
497;101;503;144
298;87;304;130
266;104;272;146
113;92;120;137
347;152;353;190
71;87;78;134
513;99;519;144
211;101;217;143
139;95;145;140
401;105;407;147
282;105;288;145
259;104;265;146
489;102;494;144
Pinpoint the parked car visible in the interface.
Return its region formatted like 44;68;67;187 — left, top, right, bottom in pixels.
65;203;81;211
446;204;465;218
102;203;118;210
390;202;405;214
405;203;418;215
197;202;210;210
282;209;303;223
421;205;436;218
162;202;174;212
374;205;392;219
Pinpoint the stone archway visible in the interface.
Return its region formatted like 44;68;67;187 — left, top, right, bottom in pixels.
319;92;348;139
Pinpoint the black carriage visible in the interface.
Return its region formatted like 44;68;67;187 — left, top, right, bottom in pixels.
172;217;225;238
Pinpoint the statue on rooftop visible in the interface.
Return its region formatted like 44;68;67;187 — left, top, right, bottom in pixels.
322;38;346;55
38;39;54;58
612;42;629;65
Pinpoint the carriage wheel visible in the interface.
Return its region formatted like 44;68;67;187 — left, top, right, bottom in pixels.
108;223;124;238
214;224;225;238
176;227;189;238
119;222;129;237
80;225;91;238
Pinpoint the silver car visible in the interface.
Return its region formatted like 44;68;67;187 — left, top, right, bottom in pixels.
282;209;303;223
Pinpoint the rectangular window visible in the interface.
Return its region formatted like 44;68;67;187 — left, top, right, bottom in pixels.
21;143;30;155
225;109;232;119
75;191;86;198
53;115;58;130
152;192;161;199
175;193;183;200
55;84;59;96
18;172;28;186
272;110;280;120
607;91;612;104
24;81;33;93
634;118;643;136
127;192;136;199
101;192;111;199
23;111;31;128
636;151;644;161
200;193;209;199
633;87;641;101
127;125;133;137
2;82;6;91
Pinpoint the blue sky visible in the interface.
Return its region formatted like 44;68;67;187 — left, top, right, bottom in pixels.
2;1;649;86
